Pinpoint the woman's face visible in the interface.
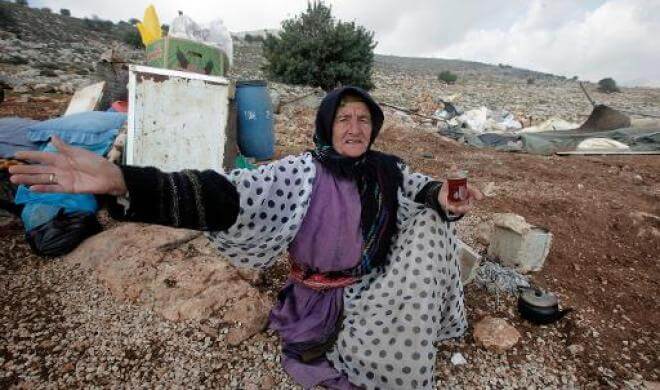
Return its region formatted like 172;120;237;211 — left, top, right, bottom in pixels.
332;101;372;158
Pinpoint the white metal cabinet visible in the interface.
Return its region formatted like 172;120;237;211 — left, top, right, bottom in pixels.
126;65;230;173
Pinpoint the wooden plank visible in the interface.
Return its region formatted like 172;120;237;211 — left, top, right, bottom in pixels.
64;82;105;116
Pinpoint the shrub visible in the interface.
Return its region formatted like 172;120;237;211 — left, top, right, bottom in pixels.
244;34;263;43
0;4;16;30
598;77;620;93
527;77;535;85
161;24;169;36
122;26;144;49
60;8;71;16
41;7;50;13
262;1;376;91
83;16;114;32
437;70;458;84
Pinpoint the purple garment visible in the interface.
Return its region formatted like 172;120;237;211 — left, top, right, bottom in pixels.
269;162;363;389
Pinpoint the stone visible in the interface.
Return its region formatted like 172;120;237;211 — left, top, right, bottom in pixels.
260;374;276;390
65;224;271;341
56;83;76;94
450;352;468;366
223;296;271;346
487;213;552;273
628;211;660;239
473;316;521;352
482;182;496;197
32;83;56;93
476;221;492;245
13;85;31;93
567;344;584;355
458;240;481;284
632;174;644;185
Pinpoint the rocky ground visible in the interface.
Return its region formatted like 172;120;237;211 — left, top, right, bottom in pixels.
1;3;660;389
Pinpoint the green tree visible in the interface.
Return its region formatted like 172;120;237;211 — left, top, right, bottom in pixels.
123;26;144;49
262;1;376;91
60;8;71;16
437;70;458;84
598;77;620;93
15;0;28;6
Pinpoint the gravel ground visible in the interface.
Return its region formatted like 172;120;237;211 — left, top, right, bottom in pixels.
1;218;655;389
0;243;296;389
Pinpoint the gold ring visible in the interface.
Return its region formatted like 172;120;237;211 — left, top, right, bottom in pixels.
49;173;55;184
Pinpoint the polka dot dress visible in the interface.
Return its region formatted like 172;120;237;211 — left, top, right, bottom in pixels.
326;168;467;390
207;157;467;389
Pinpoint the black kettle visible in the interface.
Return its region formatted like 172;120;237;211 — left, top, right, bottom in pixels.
518;287;572;325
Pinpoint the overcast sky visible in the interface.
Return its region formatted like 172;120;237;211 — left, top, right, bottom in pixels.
31;0;660;87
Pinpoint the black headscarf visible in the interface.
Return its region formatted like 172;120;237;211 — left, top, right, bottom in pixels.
311;86;403;276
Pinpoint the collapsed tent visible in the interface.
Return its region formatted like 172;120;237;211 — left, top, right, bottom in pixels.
520;127;660;155
439;104;660;155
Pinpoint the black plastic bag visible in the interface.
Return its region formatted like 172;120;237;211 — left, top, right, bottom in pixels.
26;210;102;257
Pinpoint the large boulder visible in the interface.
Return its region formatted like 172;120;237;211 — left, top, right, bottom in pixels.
66;223;272;342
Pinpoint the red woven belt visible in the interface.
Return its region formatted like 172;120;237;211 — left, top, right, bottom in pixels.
288;256;359;291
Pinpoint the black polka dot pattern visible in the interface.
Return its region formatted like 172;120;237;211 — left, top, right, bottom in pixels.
205;154;316;268
327;185;467;389
209;157;466;389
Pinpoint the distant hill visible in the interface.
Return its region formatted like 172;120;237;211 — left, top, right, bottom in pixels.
374;54;564;83
0;2;137;47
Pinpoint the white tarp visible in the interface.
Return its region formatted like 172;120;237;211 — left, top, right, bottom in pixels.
517;117;578;133
577;137;630;150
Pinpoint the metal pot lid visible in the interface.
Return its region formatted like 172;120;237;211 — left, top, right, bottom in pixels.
520;288;558;307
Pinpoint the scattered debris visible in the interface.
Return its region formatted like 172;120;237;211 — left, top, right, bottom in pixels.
63;81;105;116
517;117;578;133
458;240;481;284
579;104;631;131
474;261;530;295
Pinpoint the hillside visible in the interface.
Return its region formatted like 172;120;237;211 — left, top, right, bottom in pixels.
3;1;658;126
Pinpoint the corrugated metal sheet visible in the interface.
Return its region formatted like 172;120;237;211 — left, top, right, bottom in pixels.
126;65;230;173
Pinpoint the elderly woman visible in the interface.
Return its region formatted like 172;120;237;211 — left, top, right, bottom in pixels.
10;86;481;389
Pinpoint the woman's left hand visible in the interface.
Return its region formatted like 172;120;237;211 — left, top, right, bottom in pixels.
438;181;483;216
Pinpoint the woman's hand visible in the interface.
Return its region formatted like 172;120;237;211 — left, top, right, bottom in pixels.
9;136;127;196
438;180;483;216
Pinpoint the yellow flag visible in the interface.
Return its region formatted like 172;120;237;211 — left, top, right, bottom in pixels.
136;22;154;45
142;5;162;42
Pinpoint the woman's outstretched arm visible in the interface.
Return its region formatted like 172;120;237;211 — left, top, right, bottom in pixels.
9;136;239;231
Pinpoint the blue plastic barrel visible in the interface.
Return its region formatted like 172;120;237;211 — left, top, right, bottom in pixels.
235;80;275;160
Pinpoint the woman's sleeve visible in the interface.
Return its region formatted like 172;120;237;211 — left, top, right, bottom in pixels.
206;154;316;269
105;165;240;231
399;163;463;222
